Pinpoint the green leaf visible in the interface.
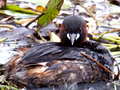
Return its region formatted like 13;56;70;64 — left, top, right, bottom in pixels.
95;31;107;41
16;0;71;9
36;0;64;33
0;38;8;43
61;0;72;9
0;10;35;17
103;37;120;44
1;4;39;15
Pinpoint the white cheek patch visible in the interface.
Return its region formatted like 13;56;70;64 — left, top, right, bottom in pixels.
67;34;70;40
67;33;80;40
76;33;80;40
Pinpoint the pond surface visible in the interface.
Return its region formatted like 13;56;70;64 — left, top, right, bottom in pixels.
0;0;120;76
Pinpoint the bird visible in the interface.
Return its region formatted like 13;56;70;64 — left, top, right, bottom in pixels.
109;0;120;6
4;16;115;90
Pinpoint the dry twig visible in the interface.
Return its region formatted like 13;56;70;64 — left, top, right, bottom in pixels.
92;28;120;35
0;25;15;28
81;52;117;76
79;3;99;27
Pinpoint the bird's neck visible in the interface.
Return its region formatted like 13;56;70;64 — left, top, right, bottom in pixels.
61;40;87;47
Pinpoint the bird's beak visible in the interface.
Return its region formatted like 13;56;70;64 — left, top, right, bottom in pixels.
67;33;80;45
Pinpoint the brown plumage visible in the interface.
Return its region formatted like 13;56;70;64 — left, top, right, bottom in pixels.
4;16;115;90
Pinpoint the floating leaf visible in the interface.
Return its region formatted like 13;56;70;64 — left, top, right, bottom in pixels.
61;0;72;9
0;38;7;43
16;0;71;9
96;31;107;41
15;18;34;24
103;37;120;44
0;10;36;17
36;0;64;33
16;0;49;7
1;4;39;15
47;31;60;42
103;43;120;51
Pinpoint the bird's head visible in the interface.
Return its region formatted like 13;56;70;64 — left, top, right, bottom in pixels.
60;15;88;46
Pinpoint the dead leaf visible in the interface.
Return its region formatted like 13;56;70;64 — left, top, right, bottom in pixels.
36;5;44;12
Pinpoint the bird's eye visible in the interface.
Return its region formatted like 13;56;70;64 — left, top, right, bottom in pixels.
76;33;80;40
79;28;82;32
